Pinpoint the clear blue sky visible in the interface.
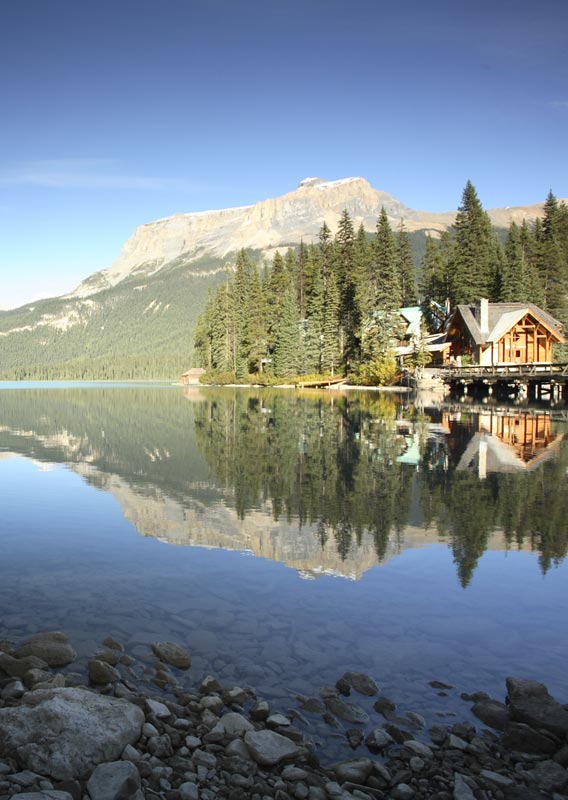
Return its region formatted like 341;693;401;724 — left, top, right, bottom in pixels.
1;0;567;308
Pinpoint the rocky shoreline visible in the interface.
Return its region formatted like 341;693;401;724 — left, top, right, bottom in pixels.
1;632;567;800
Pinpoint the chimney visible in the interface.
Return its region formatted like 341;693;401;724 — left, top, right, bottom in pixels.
479;298;489;333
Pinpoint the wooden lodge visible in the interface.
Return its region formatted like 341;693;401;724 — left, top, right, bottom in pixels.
442;300;568;402
446;299;565;367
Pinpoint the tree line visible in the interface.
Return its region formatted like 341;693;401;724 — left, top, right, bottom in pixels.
195;183;568;382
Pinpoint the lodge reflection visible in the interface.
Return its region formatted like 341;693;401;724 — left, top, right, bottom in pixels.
0;387;566;584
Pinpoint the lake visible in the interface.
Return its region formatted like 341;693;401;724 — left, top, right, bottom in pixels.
1;384;567;756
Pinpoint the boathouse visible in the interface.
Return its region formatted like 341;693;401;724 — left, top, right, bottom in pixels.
445;299;565;366
180;368;206;385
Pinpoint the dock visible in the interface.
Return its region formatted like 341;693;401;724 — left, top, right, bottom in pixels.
441;363;568;403
295;377;346;389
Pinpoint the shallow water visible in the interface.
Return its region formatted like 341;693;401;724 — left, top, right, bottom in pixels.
1;385;567;754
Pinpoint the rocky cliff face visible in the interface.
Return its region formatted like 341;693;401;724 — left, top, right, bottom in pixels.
71;177;550;297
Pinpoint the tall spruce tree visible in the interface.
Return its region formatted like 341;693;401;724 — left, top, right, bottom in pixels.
273;288;302;378
396;220;417;306
372;207;401;311
537;191;568;318
450;181;497;305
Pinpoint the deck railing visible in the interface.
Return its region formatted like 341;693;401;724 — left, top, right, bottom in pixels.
442;363;568;380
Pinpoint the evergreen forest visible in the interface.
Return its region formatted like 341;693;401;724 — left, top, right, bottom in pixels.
195;183;568;383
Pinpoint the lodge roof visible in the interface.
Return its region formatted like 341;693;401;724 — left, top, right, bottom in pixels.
453;302;565;346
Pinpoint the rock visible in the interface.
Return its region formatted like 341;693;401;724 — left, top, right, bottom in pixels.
373;696;396;715
102;637;124;651
471;699;509;730
88;659;119;685
332;758;374;784
86;760;141;800
121;744;141;762
429;681;454;690
502;722;557;754
429;725;448;745
15;632;76;667
200;675;222;694
23;669;52;689
365;728;393;753
282;766;308;781
94;650;120;667
325;697;369;725
0;687;144;780
346;728;364;749
1;679;25;700
267;713;291;728
0;653;49;678
341;672;378;697
221;711;254;736
151;641;191;670
244;730;302;766
13;794;73;800
299;698;325;714
147;734;173;759
453;772;475;800
404;740;434;759
224;738;251;759
447;734;468;751
506;677;568;738
554;744;568;766
179;781;200;800
250;700;270;721
503;787;549;799
335;677;351;696
391;784;414;799
480;769;514;787
528;760;568;793
146;698;171;718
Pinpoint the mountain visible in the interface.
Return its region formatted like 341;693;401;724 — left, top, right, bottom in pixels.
0;177;557;379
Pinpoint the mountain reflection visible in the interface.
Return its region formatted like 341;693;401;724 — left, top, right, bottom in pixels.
0;386;567;585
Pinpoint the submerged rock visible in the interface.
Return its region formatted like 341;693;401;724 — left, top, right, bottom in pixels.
15;632;76;667
151;641;191;670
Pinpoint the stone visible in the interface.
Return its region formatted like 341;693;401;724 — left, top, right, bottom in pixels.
23;669;52;689
179;781;200;800
267;713;291;728
0;687;144;780
244;730;302;766
185;735;201;749
250;700;270;721
225;738;251;759
0;653;49;679
502;722;557;754
332;758;374;784
325;697;369;725
341;672;378;697
346;729;364;749
471;699;509;730
480;770;514;787
146;698;171;718
86;760;141;800
1;679;25;699
281;766;308;781
121;744;141;762
503;788;549;800
447;734;468;751
147;734;174;759
13;794;73;800
429;681;454;690
15;632;76;667
200;675;222;694
404;740;434;759
391;784;414;799
373;696;396;715
365;728;393;753
453;773;475;800
506;677;568;738
299;698;325;714
94;650;120;667
102;637;124;651
88;659;119;685
221;711;254;736
151;641;191;669
529;760;568;793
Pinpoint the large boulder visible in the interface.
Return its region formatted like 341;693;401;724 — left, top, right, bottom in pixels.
506;677;568;738
0;687;144;780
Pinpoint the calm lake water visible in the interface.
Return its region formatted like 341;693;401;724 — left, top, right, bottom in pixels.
1;384;567;754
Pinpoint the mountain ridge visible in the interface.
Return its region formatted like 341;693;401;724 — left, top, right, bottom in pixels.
0;176;562;378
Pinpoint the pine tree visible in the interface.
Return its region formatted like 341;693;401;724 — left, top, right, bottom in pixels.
450;181;497;305
273;288;302;378
396;220;417;306
421;234;451;329
537;191;568;318
372;207;401;311
322;271;341;374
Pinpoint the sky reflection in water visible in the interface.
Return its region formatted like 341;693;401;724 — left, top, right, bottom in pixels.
0;385;567;744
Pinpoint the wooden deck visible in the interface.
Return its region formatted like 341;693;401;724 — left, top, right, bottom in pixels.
295;377;346;389
441;363;568;403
